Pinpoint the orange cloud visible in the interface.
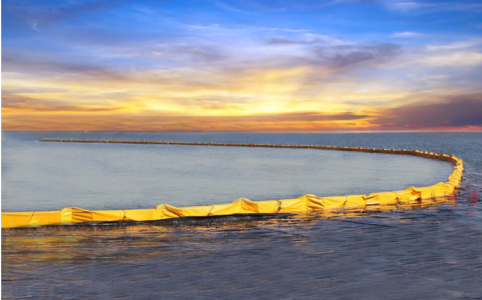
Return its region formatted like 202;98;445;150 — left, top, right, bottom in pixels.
2;93;128;114
2;110;377;132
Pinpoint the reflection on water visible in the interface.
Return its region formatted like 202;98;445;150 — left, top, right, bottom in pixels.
3;199;481;299
2;198;457;263
2;132;482;299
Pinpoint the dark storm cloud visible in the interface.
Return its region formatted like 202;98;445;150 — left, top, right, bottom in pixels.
374;94;482;128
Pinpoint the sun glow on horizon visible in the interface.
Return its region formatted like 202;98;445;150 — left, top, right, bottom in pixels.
2;0;482;132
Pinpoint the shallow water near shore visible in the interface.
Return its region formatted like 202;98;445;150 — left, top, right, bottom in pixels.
2;132;482;299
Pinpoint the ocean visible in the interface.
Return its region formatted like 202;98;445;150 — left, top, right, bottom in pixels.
2;132;482;299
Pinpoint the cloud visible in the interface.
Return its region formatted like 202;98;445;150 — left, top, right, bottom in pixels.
214;0;332;12
427;39;482;51
2;93;126;113
2;34;404;99
4;91;481;132
2;52;128;81
421;51;482;66
282;28;307;32
386;1;431;11
314;43;402;69
4;0;121;27
267;34;349;46
1;110;373;132
385;1;482;12
373;93;482;129
267;38;319;45
390;31;423;38
152;45;227;63
231;112;370;122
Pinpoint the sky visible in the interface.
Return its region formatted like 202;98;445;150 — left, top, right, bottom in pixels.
2;0;482;132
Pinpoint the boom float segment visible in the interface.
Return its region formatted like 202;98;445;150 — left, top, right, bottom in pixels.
1;140;464;228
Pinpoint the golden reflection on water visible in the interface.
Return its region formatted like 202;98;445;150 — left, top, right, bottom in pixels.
2;197;455;265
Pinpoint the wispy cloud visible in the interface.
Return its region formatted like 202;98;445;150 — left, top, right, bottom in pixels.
390;31;423;38
313;43;402;69
1;109;375;132
2;53;129;81
3;0;121;32
421;51;482;66
282;28;307;32
267;33;349;46
2;93;128;113
386;1;432;11
385;1;482;12
427;39;482;51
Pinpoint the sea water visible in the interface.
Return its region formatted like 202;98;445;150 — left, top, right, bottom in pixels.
2;132;482;299
2;131;453;212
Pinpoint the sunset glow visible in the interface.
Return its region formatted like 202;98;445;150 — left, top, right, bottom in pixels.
2;0;482;132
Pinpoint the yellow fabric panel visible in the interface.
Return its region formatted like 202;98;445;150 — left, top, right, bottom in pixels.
433;182;455;195
70;207;94;223
398;187;422;203
278;197;309;213
1;212;34;228
441;154;450;161
255;200;281;213
448;172;462;186
413;183;456;199
455;166;463;174
59;207;98;224
364;192;400;206
209;202;239;216
123;209;155;221
91;210;126;222
175;205;213;217
60;208;73;223
209;198;260;215
308;195;347;210
30;211;63;226
153;204;184;219
420;182;454;198
343;195;369;208
236;198;261;213
303;194;324;211
412;186;437;199
367;187;422;205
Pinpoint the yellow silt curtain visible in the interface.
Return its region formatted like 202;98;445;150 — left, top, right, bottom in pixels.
1;144;464;228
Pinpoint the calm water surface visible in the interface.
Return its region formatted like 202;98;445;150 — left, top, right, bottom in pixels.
2;132;482;299
2;132;452;211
